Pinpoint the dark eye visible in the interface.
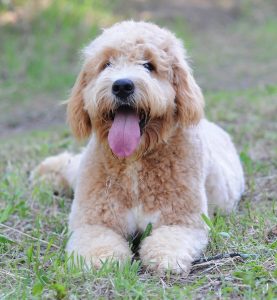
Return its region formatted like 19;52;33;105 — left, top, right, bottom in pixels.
103;62;111;69
143;62;155;72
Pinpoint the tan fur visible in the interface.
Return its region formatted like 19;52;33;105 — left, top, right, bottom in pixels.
173;63;204;126
69;127;205;235
67;70;92;139
32;21;244;274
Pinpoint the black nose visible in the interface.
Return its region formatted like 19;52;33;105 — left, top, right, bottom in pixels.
112;79;135;99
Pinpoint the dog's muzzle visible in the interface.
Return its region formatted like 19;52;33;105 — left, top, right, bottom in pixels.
106;78;149;158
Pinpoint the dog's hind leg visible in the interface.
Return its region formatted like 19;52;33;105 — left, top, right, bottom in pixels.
30;152;82;196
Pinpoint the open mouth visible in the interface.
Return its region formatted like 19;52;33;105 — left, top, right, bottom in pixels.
109;105;148;133
107;105;148;158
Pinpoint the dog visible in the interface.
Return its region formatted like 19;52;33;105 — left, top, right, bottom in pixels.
32;21;244;274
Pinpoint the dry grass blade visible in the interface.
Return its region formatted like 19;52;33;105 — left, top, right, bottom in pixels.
0;223;60;249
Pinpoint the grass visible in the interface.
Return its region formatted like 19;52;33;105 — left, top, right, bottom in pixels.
0;0;114;92
0;0;276;299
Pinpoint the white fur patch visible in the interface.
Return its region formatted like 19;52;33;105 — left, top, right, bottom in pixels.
140;225;208;273
126;205;160;234
124;163;160;234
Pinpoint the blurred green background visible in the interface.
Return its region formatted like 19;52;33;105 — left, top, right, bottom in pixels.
0;0;277;138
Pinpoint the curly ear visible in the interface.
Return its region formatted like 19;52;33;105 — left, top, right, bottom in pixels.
173;61;204;126
67;70;92;139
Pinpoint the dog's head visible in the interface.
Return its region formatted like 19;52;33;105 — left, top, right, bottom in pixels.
67;21;204;158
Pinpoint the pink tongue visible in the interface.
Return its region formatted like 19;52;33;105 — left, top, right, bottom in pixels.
108;109;141;158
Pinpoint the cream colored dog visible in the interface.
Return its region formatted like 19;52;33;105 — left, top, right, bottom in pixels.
32;21;244;274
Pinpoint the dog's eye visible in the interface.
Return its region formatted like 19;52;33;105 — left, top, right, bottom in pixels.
103;62;111;69
143;62;155;72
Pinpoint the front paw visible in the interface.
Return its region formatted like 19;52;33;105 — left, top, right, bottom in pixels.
140;239;192;274
139;225;208;274
67;225;132;269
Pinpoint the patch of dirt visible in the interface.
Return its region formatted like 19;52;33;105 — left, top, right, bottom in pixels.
0;0;51;26
118;0;242;28
0;96;66;137
115;0;277;90
266;225;277;243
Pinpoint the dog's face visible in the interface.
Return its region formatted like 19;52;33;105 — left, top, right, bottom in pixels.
67;21;204;158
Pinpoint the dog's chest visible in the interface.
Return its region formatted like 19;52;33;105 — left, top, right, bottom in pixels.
123;163;160;234
125;204;160;234
124;163;140;201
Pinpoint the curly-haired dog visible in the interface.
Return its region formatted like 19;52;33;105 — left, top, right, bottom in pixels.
32;21;244;274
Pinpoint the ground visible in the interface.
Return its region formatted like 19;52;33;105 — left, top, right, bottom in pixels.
0;0;276;299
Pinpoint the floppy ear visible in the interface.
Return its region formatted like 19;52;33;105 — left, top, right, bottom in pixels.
173;60;204;126
67;69;92;139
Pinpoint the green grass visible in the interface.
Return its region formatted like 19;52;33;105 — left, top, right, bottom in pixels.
0;0;117;125
0;1;277;299
0;0;114;93
1;84;276;298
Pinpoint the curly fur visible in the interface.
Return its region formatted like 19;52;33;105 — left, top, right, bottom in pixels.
32;21;244;274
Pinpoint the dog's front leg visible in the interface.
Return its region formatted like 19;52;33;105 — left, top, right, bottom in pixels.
139;225;208;274
66;224;132;268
